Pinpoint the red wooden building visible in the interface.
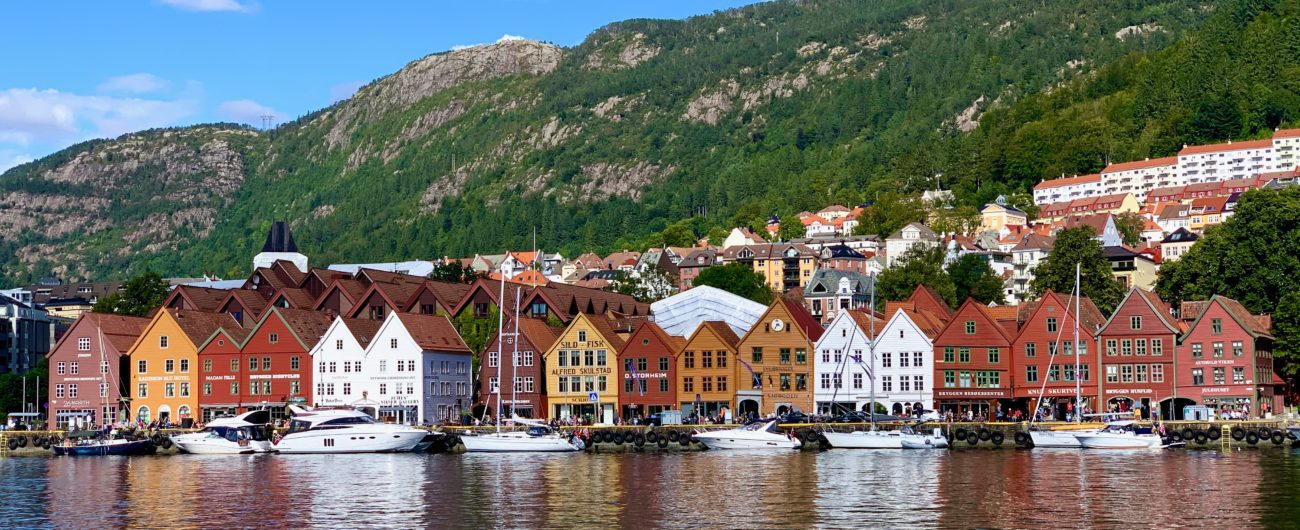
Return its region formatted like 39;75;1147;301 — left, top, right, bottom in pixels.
46;313;149;427
618;321;684;421
1176;295;1279;417
197;326;251;422
237;307;331;419
1096;289;1181;418
932;299;1016;419
477;316;561;419
1011;290;1106;420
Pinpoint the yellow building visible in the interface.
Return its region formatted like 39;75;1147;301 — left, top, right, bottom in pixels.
1104;246;1160;291
43;298;95;319
542;313;626;423
720;243;819;293
127;309;238;426
979;203;1029;233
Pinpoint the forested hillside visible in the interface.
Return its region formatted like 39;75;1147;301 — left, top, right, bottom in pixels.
4;0;1298;283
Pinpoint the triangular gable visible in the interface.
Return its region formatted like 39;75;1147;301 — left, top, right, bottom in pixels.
908;284;954;320
619;321;685;359
1181;295;1274;341
1096;289;1180;335
936;299;1014;344
738;299;821;346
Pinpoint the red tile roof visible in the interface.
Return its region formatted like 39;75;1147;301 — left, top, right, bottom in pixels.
1275;128;1300;139
1101;157;1178;174
170;309;243;348
1179;138;1273;155
342;318;383;349
395;313;470;353
1033;173;1101;190
781;299;825;342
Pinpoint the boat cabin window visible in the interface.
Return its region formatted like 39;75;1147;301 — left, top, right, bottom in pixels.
286;419;313;434
318;416;377;427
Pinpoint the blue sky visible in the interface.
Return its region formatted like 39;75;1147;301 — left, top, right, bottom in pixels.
0;0;754;171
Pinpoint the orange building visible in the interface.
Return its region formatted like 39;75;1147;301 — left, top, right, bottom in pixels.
127;309;240;426
735;300;825;416
676;321;742;419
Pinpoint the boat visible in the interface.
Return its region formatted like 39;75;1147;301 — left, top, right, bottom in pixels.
460;416;583;453
824;425;948;449
1290;425;1300;442
900;426;949;449
1029;429;1089;448
51;431;153;456
273;407;437;454
693;420;801;450
1073;421;1164;449
1025;264;1095;449
170;410;274;454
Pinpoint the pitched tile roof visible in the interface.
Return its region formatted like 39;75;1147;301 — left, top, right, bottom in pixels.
170;309;243;348
908;284;954;320
342;318;383;349
81;313;151;353
272;287;318;310
780;299;825;341
1179;138;1274;155
1101;156;1178;173
167;285;231;312
515;317;563;352
221;289;270;318
1033;173;1101;190
690;320;743;350
395;313;470;353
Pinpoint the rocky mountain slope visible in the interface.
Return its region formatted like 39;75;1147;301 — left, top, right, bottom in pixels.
5;0;1290;282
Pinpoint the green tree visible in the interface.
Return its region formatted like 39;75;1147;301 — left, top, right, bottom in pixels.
875;245;957;309
778;213;804;242
693;263;773;304
1030;227;1126;314
947;253;1006;305
706;226;729;246
853;192;926;237
660;220;698;248
92;272;169;317
930;205;983;236
1114;211;1145;246
429;261;481;283
1274;290;1300;377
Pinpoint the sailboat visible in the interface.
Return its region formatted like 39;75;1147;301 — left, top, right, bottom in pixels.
460;266;583;453
822;274;946;449
52;326;153;456
1027;263;1097;448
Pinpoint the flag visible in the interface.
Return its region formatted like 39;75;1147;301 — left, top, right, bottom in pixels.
736;356;761;389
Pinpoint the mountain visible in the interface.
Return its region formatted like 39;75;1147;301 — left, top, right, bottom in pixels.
4;0;1297;283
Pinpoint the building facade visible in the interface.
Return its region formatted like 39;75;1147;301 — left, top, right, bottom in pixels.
1011;291;1105;420
677;321;742;419
1096;289;1180;418
812;311;876;414
873;307;942;415
239;308;330;419
542;313;625;423
1176;296;1278;417
735;300;824;416
617;322;682;421
932;300;1016;419
46;313;148;427
479;316;559;419
128;310;238;426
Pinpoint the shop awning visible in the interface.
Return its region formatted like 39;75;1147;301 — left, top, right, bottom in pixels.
1273;372;1286;385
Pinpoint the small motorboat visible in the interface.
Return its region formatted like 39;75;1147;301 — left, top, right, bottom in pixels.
460;416;583;453
274;406;436;454
822;428;904;449
51;430;153;456
899;426;949;449
693;420;801;450
1074;421;1163;449
171;410;274;454
1028;427;1100;448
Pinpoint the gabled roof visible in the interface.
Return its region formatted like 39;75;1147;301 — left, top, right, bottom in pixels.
1161;227;1199;244
344;281;422;318
354;267;426;286
803;269;873;297
514;317;563;352
394;313;470;353
401;279;473;313
1015;290;1107;341
313;279;369;310
577;313;628;352
684;320;743;351
1011;233;1055;252
1275;128;1300;139
844;309;886;337
621;321;687;356
219;289;270;319
163;285;230;312
908;284;954;320
889;222;937;241
449;278;533;317
250;307;333;350
342;318;383;349
1184;295;1273;340
823;244;866;260
781;299;824;342
1101;156;1178;173
881;303;946;339
269;287;318;310
50;313;151;357
942;299;1015;343
1099;289;1181;335
573;252;605;269
170;309;243;350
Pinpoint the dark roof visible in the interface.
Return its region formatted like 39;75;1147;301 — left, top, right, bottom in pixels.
514;317;563;352
803;269;873;297
1161;227;1199;244
691;320;742;349
269;308;335;349
166;285;230;312
823;244;866;260
170;309;242;348
583;315;628;352
780;299;825;342
261;221;299;253
342;318;383;349
397;313;471;353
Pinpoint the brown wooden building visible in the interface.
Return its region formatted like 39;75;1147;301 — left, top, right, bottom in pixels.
1011;290;1106;419
932;299;1016;419
735;299;825;416
618;321;683;421
677;321;743;419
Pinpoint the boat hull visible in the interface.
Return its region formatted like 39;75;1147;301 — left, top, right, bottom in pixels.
695;436;800;450
460;433;581;453
1030;430;1089;448
275;429;428;454
1074;434;1163;449
170;434;273;454
51;439;153;456
900;436;948;449
823;431;903;449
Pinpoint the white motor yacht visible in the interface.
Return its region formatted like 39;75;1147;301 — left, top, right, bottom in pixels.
274;407;436;454
171;410;274;454
1073;421;1164;449
693;420;801;450
460;416;583;453
1289;425;1300;442
1029;429;1094;448
822;429;904;449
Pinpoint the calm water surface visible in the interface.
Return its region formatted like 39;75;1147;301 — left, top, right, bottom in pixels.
3;449;1300;529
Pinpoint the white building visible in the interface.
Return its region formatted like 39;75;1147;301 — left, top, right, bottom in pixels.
252;221;309;272
872;308;939;415
1032;174;1103;205
1177;139;1277;186
813;311;877;414
311;317;380;411
1099;157;1177;202
1276;128;1300;168
884;223;939;267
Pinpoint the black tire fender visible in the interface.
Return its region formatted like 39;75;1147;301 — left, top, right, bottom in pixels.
1231;427;1246;441
990;432;1005;446
977;428;991;441
954;428;968;441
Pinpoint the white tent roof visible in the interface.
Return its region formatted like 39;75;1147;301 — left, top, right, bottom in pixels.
650;286;766;337
328;261;436;277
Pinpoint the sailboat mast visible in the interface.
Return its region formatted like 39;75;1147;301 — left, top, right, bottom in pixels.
868;272;876;430
494;264;507;433
510;287;521;419
1074;262;1082;423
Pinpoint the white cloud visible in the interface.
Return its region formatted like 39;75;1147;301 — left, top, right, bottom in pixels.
450;34;530;52
98;73;171;94
217;99;284;126
158;0;254;12
0;88;197;146
329;80;366;102
498;34;526;42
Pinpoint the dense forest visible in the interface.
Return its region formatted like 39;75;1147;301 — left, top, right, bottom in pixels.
3;0;1299;283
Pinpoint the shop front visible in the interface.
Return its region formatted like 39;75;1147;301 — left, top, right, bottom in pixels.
935;388;1012;421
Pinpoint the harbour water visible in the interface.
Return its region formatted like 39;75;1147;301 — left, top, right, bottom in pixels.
4;449;1300;529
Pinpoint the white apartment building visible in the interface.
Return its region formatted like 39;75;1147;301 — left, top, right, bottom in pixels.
1177;139;1276;185
812;311;876;414
872;308;937;415
1032;174;1103;205
1099;157;1177;202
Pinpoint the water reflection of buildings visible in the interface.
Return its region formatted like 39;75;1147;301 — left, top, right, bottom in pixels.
46;459;122;528
815;450;943;526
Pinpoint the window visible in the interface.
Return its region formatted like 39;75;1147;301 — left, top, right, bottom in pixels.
660;379;669;392
796;349;807;364
336;339;344;350
101;361;109;374
882;376;892;392
703;377;713;392
987;347;1000;364
1211;318;1222;335
57;362;66;375
1191;343;1203;358
1121;339;1132;356
943;347;954;363
291;356;300;371
251;357;259;371
899;377;910;392
944;371;955;387
1025;343;1036;358
959;371;972;388
328;362;337;373
77;337;90;351
231;382;239;395
853;373;863;389
262;357;271;371
558;377;568;393
822;350;830;363
569;350;580;367
959;347;970;363
820;373;831;389
390;338;398;349
683;377;694;392
900;353;910;368
1106;339;1117;356
250;381;260;396
597;350;608;366
1130;316;1142;330
625;378;635;393
55;384;64;398
913;352;922;367
138;383;148;398
524;351;534;366
180;359;189;373
659;357;670;371
160;335;169;348
718;377;728;392
965;321;976;334
1078;341;1087;356
1121;365;1134;383
1212;342;1224;358
882;352;892;368
1213;367;1225;385
343;382;351;395
1232;341;1244;357
1046;317;1058;333
379;360;386;372
685;351;695;369
584;350;595;366
1135;364;1147;383
1233;367;1245;384
752;347;763;363
180;383;190;397
165;382;176;397
1106;365;1118;383
556;350;565;367
204;359;212;373
1025;366;1038;383
269;333;279;344
578;330;587;342
1151;339;1163;356
779;348;791;364
165;359;175;373
1080;365;1090;381
1192;368;1204;385
914;375;924;392
100;382;108;398
1048;365;1060;382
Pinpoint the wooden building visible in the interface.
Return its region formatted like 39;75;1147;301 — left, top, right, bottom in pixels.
677;321;743;419
46;313;149;427
734;299;824;416
617;321;683;421
1011;290;1106;419
542;313;626;423
1095;289;1181;418
932;299;1016;419
1176;295;1278;417
479;316;561;419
